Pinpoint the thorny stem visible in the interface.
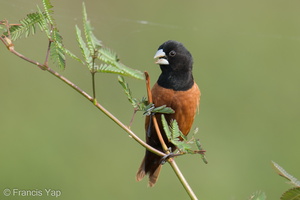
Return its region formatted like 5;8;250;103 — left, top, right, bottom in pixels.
144;72;198;200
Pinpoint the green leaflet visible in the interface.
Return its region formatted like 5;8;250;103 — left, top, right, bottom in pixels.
75;3;144;80
161;114;192;153
1;0;143;77
248;191;267;200
75;25;92;67
281;187;300;200
55;42;83;64
161;114;172;140
118;76;147;111
196;139;208;164
153;105;175;114
50;29;65;69
171;119;180;138
82;2;102;52
8;12;44;40
272;161;300;200
2;0;82;70
272;161;300;187
42;0;54;25
98;64;124;74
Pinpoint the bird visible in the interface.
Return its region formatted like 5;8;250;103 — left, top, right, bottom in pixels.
136;40;201;187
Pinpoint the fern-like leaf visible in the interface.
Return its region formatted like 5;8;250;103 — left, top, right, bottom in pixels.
152;105;175;114
171;119;181;138
114;62;145;80
196;139;208;164
50;28;65;69
55;42;84;64
161;115;193;152
42;0;54;25
96;64;124;74
281;187;300;200
75;25;92;67
248;191;267;200
118;76;134;103
36;6;51;36
97;47;118;65
75;2;144;79
8;12;44;40
0;23;7;31
82;2;101;52
272;161;300;187
161;114;172;140
118;76;147;110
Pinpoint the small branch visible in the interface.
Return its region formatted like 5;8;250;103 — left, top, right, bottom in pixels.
91;52;97;101
44;40;52;66
44;25;54;66
169;160;198;200
91;72;96;100
1;36;46;70
128;109;138;129
144;72;170;153
1;19;12;39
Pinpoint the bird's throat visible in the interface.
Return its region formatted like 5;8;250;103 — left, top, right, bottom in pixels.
157;70;194;91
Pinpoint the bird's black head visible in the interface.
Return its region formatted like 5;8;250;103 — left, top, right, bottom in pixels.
154;40;194;91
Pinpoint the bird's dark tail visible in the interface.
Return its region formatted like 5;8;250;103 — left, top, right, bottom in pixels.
136;150;162;187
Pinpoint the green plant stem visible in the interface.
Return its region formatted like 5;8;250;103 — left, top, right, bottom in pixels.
91;72;96;100
91;55;96;100
169;159;198;200
44;39;52;66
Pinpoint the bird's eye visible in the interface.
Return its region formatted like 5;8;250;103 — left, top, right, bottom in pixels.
169;50;176;57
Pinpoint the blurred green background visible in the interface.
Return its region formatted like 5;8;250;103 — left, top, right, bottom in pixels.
1;0;300;199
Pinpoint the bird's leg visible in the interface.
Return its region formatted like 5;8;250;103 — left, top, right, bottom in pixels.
160;148;191;164
143;103;155;116
160;148;179;164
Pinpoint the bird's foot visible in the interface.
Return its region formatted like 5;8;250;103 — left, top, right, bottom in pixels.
160;151;178;165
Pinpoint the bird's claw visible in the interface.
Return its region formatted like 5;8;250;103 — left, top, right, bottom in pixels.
143;104;155;116
160;150;176;165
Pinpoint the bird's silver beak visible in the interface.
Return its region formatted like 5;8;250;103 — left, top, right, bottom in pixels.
154;49;169;65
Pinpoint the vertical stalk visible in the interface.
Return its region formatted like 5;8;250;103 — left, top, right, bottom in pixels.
91;52;97;101
144;72;170;153
91;71;96;100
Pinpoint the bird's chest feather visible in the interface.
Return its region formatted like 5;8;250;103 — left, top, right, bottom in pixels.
151;82;200;135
